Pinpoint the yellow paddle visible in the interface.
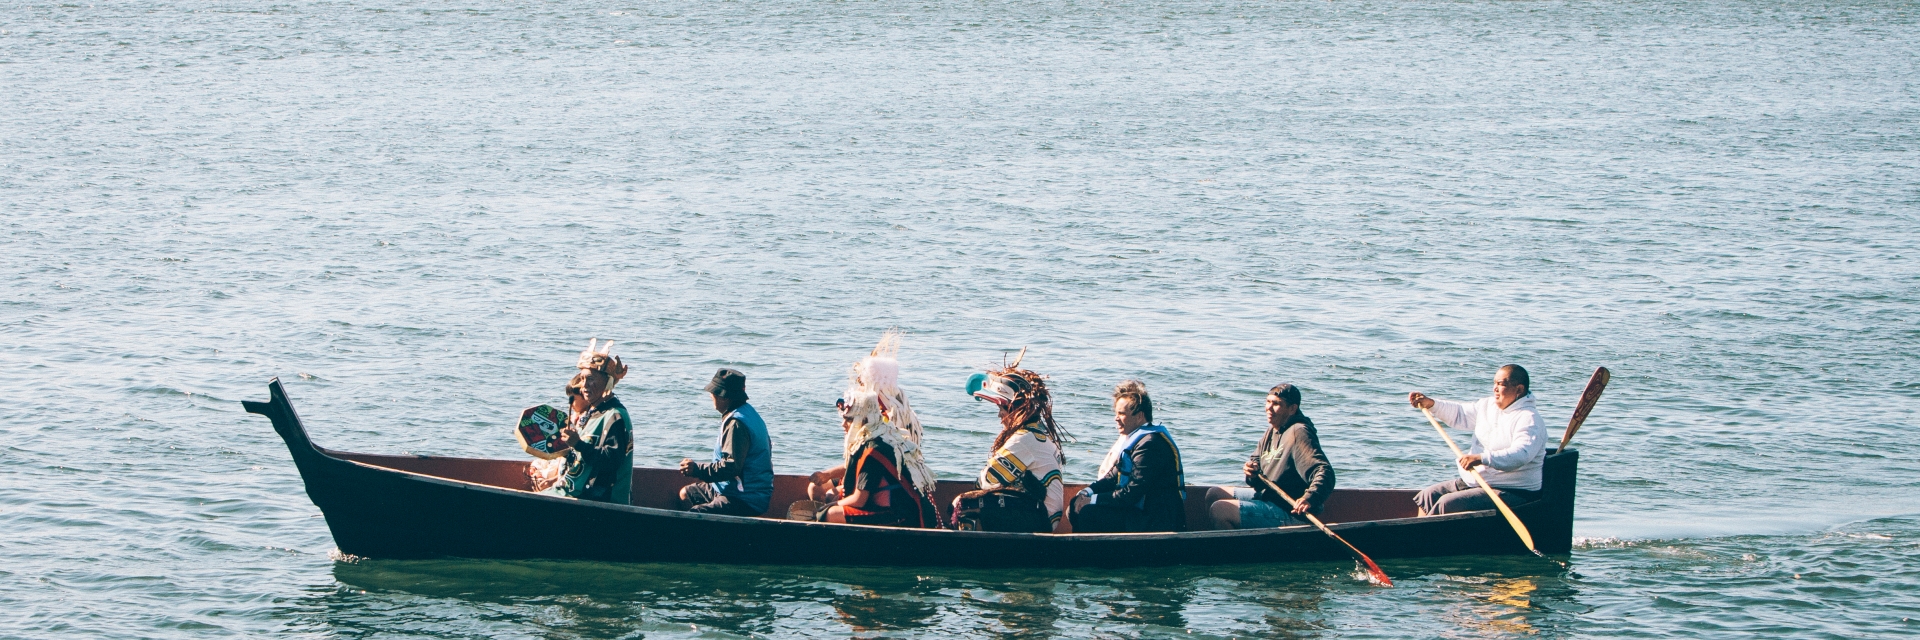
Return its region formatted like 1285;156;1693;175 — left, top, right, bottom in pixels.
1421;407;1547;560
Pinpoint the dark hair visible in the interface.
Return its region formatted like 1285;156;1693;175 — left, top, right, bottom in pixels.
1499;364;1531;396
1268;383;1302;407
1113;380;1153;424
565;373;588;398
989;368;1070;456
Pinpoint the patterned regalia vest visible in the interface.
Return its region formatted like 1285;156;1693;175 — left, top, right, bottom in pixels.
557;399;633;505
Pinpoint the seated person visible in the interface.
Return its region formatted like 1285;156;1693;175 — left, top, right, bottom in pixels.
677;368;774;516
528;377;590;493
1204;383;1334;528
951;362;1070;533
808;332;939;510
806;464;845;503
1070;380;1186;533
550;339;633;505
1408;364;1548;515
816;391;938;527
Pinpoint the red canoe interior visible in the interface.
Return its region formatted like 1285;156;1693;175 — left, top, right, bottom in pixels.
335;451;1420;532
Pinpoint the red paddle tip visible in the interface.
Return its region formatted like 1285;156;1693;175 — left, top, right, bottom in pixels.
1363;559;1393;587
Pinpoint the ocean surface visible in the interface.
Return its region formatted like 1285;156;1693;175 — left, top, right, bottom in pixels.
3;0;1917;636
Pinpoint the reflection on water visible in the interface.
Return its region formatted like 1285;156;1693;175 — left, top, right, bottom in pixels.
1467;578;1539;636
319;556;1586;638
962;578;1061;638
823;571;940;634
1253;586;1329;639
1098;573;1195;630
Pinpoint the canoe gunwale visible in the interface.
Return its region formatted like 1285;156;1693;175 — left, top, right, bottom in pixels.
246;378;1578;565
341;455;1483;540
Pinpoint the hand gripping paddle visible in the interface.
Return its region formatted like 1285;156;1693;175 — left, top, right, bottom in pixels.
1422;406;1553;564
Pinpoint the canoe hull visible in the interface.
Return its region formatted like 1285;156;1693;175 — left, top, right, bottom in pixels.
246;379;1577;567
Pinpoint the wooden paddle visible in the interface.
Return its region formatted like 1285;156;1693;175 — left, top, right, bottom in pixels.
1421;407;1548;560
1252;474;1393;587
1559;367;1611;451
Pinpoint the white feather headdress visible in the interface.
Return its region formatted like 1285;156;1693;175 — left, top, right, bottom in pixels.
843;329;936;495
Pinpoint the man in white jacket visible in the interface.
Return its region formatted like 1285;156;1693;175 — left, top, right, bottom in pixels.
1407;365;1548;516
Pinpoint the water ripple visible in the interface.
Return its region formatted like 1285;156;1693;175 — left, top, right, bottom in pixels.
4;0;1919;637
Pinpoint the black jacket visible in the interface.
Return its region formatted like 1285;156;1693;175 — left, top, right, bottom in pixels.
1247;412;1335;513
1086;430;1186;532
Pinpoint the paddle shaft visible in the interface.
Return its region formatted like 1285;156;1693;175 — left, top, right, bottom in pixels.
1420;407;1539;554
1559;367;1611;451
1252;475;1392;586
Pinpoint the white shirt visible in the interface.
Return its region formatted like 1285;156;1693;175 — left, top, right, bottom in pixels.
977;428;1067;526
1429;394;1549;491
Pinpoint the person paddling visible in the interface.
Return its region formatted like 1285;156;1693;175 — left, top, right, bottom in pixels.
1408;364;1548;516
1069;380;1187;533
550;339;633;505
1203;383;1334;529
677;368;775;516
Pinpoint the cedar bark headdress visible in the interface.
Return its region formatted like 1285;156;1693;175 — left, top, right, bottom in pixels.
575;338;629;392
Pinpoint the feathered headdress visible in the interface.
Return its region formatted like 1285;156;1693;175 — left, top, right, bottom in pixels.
843;329;937;495
575;338;629;391
850;329;919;441
852;328;902;393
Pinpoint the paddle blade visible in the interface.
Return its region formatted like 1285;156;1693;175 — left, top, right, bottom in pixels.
1359;557;1394;587
1531;548;1572;570
1271;478;1393;587
1560;367;1611;450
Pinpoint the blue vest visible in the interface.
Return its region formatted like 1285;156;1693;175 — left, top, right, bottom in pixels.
1110;424;1186;508
712;403;774;514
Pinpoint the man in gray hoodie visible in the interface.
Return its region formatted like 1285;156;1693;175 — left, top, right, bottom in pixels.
1203;383;1336;529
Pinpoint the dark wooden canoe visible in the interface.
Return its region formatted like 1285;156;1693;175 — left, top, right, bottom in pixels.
246;378;1578;567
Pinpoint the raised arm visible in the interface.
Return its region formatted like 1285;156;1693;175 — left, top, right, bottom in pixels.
1411;392;1476;432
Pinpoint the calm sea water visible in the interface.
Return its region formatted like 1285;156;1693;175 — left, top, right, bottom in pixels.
3;0;1917;637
